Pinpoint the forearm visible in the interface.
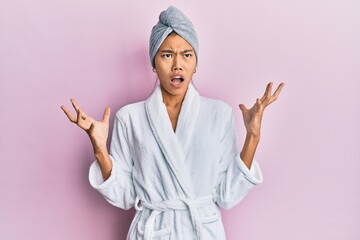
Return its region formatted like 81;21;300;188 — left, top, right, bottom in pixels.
240;133;260;169
94;148;112;181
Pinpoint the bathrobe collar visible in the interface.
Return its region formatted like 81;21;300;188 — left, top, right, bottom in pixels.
145;82;200;198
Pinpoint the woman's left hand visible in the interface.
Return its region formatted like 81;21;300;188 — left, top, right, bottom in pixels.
239;82;285;138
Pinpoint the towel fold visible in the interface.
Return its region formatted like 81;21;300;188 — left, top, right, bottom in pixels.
149;6;199;68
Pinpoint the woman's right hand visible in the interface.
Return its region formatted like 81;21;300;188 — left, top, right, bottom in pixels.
60;99;111;154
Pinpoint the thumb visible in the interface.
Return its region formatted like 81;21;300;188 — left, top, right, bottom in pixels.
238;104;247;113
102;107;111;123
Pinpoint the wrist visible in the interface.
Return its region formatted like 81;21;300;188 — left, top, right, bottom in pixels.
93;147;112;181
94;146;109;158
246;132;260;142
90;137;107;153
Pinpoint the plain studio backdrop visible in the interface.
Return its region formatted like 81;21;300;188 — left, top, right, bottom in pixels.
0;0;359;239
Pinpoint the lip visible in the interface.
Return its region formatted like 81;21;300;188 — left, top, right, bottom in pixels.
170;74;185;88
170;74;185;81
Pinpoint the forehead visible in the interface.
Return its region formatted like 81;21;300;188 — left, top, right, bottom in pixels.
158;33;194;51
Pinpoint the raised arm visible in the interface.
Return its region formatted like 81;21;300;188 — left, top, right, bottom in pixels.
238;82;285;169
61;99;112;180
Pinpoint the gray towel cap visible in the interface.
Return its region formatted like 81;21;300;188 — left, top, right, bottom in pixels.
149;6;199;68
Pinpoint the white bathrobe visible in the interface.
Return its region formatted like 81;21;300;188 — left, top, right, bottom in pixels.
89;83;263;240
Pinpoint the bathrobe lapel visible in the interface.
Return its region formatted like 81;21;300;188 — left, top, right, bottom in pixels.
175;83;200;159
145;83;200;198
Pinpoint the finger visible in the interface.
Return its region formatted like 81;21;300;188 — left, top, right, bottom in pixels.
260;82;273;102
266;82;273;99
269;82;285;104
70;98;81;112
239;103;247;112
80;114;87;121
102;107;111;123
60;105;77;122
87;122;94;135
256;98;261;106
70;99;90;122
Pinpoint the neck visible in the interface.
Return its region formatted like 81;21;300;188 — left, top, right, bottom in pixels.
160;85;186;108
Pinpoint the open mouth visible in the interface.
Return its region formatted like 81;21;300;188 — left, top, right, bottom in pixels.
170;76;184;87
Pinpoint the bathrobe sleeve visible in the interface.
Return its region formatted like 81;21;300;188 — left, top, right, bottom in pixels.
88;114;136;210
215;107;263;209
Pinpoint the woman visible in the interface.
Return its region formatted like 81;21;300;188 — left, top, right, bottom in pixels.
61;6;284;240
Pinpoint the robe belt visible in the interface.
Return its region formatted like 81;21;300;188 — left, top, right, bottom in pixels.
134;195;216;240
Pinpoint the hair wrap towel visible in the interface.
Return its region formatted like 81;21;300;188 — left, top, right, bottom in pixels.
149;6;199;68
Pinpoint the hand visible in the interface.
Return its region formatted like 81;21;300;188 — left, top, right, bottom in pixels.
60;99;111;153
239;82;285;138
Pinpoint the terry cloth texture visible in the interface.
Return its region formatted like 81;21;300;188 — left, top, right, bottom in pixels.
149;6;199;68
89;82;263;239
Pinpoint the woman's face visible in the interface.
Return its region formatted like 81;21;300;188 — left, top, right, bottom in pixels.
154;33;197;99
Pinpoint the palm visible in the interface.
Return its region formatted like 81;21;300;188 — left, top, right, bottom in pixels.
61;99;111;151
239;82;285;137
88;118;109;151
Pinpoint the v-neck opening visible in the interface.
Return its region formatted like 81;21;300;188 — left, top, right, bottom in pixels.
144;82;200;197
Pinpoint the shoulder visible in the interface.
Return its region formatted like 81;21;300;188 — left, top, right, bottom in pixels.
199;96;233;117
198;96;236;136
114;101;146;123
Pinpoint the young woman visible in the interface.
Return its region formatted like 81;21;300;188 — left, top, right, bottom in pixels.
61;6;284;240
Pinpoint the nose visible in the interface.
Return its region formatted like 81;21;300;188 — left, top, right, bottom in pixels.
172;55;182;71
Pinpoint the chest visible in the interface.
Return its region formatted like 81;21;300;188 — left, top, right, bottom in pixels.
166;106;181;132
128;109;222;171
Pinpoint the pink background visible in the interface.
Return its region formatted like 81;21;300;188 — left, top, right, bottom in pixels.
1;0;359;239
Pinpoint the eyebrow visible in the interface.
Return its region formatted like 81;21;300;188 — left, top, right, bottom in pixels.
160;49;193;53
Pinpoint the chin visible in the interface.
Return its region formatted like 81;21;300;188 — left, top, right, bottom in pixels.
160;82;188;97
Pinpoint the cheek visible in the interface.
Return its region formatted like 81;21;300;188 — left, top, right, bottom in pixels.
186;57;197;67
156;66;170;78
155;59;170;71
186;62;197;73
156;70;170;83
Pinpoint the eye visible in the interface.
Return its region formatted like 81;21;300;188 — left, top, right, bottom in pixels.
184;53;192;58
162;54;172;59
